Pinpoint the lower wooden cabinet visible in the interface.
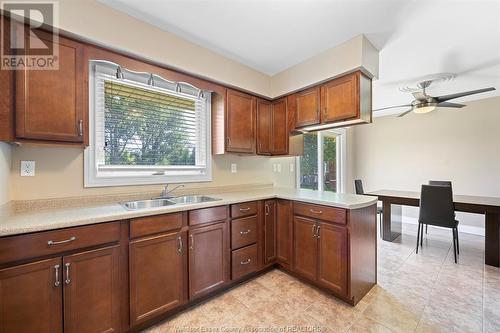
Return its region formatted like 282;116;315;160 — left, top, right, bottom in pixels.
263;200;277;264
317;222;348;296
0;245;121;333
189;222;228;299
293;216;318;281
0;258;63;333
129;231;187;326
276;199;292;267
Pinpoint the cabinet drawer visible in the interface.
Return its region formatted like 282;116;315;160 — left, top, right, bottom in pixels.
189;206;228;226
231;244;258;280
0;222;121;265
231;201;258;219
130;212;184;239
231;216;257;249
293;202;346;225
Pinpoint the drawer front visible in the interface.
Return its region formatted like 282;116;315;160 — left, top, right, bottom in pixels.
231;244;258;280
130;212;184;239
231;201;258;219
189;206;228;226
0;222;121;265
293;202;346;225
231;216;257;249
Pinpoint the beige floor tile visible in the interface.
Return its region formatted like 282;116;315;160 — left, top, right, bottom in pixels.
346;316;396;333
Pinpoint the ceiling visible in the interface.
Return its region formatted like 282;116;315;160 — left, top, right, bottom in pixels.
99;0;500;114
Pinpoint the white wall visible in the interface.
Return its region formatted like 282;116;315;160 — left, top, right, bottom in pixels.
0;143;11;205
351;96;500;233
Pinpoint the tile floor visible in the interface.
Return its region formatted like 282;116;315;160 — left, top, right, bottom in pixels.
143;224;500;333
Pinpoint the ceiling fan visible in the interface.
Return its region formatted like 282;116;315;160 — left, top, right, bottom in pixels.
374;79;496;117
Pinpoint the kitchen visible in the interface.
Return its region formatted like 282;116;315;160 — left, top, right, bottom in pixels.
1;1;499;332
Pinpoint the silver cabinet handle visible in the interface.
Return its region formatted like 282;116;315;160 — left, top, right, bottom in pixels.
64;263;71;285
189;234;194;250
312;224;317;238
309;209;323;214
54;264;60;287
177;236;183;254
226;137;231;147
47;236;76;246
265;204;269;216
240;229;251;235
317;225;321;239
78;120;83;136
239;207;251;212
240;259;252;265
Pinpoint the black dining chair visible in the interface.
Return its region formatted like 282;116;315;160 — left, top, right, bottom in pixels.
417;184;460;263
354;179;383;236
425;181;453;234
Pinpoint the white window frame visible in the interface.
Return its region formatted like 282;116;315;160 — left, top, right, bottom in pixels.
84;61;212;188
296;128;346;193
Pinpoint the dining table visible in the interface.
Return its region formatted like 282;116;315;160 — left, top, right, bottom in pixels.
368;189;500;267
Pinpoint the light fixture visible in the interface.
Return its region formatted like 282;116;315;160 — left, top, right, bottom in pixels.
413;102;437;114
116;66;124;79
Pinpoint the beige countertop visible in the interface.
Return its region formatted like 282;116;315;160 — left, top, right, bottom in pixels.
0;188;377;237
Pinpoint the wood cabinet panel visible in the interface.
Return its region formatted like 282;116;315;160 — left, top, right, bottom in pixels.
226;89;256;153
321;73;359;123
264;200;277;264
0;258;62;333
256;99;272;155
63;246;121;333
317;223;348;297
231;216;258;250
189;206;228;227
271;98;288;155
231;201;258;219
130;212;184;239
293;216;317;281
295;87;320;127
276;200;292;266
15;31;84;143
293;202;346;225
129;232;186;325
189;222;228;299
231;244;258;280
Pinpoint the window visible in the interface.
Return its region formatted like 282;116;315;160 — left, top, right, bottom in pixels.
297;129;346;193
84;61;212;187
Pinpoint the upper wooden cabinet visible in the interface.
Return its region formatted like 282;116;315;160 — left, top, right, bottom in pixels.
15;32;85;143
226;89;256;153
256;98;289;156
321;73;359;123
295;87;320;127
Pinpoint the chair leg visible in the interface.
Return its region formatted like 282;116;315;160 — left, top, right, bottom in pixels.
416;223;421;254
452;228;457;264
455;227;460;255
425;224;428;234
420;222;424;246
379;212;382;238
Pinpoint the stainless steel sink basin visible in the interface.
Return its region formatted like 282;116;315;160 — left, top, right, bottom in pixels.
121;195;221;210
121;198;176;210
169;195;221;204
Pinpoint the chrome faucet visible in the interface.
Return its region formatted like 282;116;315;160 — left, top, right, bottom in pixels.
157;184;185;199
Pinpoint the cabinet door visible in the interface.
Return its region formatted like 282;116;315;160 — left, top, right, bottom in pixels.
321;73;359;123
317;222;348;296
189;222;228;299
276;200;292;266
226;89;256;153
0;258;62;333
293;216;317;281
130;231;187;325
15;31;84;142
271;98;288;155
63;246;120;333
256;99;272;155
264;200;277;264
295;87;320;127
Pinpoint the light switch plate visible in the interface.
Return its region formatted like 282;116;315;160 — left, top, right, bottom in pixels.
231;163;237;173
20;160;36;177
273;164;277;172
277;164;282;173
290;163;294;173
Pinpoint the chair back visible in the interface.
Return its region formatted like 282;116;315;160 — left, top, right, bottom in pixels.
354;179;365;195
429;180;453;191
419;184;455;228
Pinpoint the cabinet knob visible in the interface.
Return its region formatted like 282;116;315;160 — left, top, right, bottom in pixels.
78;120;83;137
240;259;252;265
64;263;71;285
189;234;194;250
177;236;183;254
240;229;251;235
312;224;317;238
54;264;60;287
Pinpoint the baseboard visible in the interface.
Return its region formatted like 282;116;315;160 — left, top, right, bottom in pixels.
401;216;485;236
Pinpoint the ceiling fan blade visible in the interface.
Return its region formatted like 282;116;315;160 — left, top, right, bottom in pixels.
397;108;414;117
437;102;466;108
373;104;412;112
435;87;496;102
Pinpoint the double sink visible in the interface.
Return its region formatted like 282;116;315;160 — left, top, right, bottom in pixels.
121;195;221;210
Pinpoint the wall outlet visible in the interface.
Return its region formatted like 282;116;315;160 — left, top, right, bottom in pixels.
231;163;237;173
20;160;36;177
277;164;282;173
290;163;294;173
273;164;277;172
